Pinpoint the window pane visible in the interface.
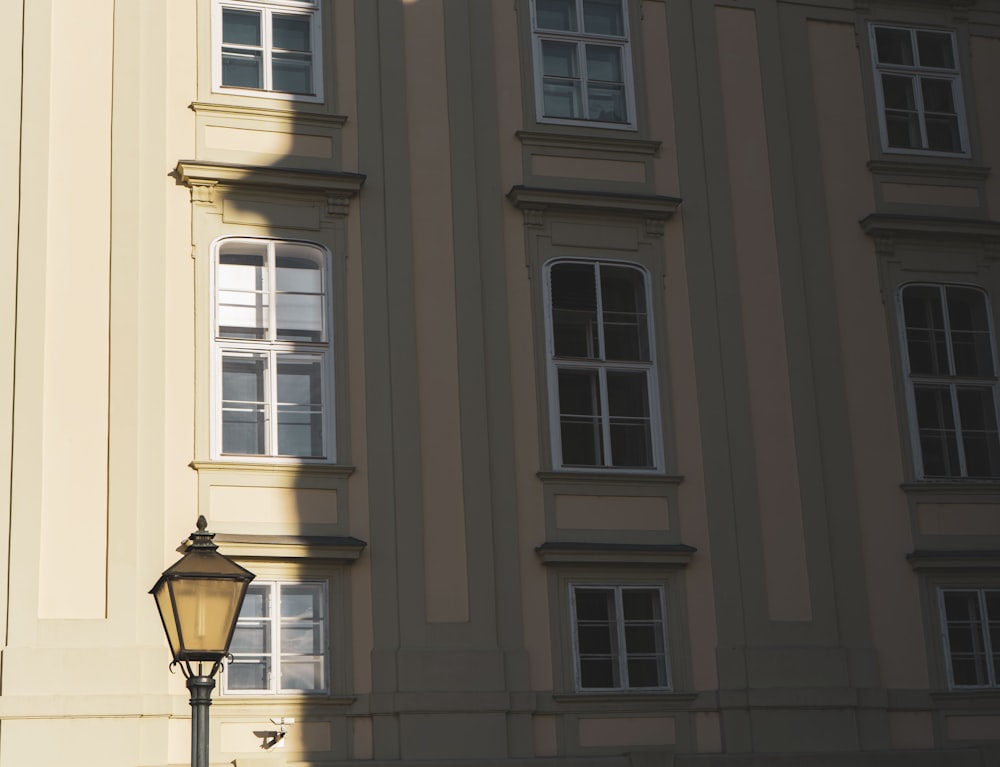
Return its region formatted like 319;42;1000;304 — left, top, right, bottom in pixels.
543;80;583;119
885;111;921;149
957;387;1000;477
902;285;948;375
874;26;914;65
542;40;579;78
579;658;616;688
240;585;270;618
223;9;262;46
559;369;604;466
276;294;323;341
231;623;270;654
536;0;577;31
276;356;324;457
624;625;658;654
583;0;624;36
921;77;956;113
273;14;311;52
586;45;623;82
281;624;324;654
601;266;649;361
577;625;613;654
925;115;962;153
917;31;955;69
276;249;324;340
281;584;323;619
626;658;664;688
946;287;993;376
915;385;960;476
218;246;268;338
575;588;612;621
607;372;652;467
222;51;264;89
222;354;267;455
588;83;626;123
622;588;660;620
281;659;325;691
228;659;270;690
273;53;313;94
882;74;917;110
551;263;598;358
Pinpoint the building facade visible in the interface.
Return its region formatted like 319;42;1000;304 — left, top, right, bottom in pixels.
4;0;1000;764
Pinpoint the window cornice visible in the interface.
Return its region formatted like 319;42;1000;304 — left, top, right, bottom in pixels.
907;549;1000;570
176;160;365;209
215;533;367;562
536;541;696;567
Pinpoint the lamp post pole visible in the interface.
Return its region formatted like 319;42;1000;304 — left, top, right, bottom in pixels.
188;675;215;767
150;516;255;767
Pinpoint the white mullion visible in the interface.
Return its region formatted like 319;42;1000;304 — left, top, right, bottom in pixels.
982;590;998;687
939;285;970;474
261;7;274;91
593;264;613;465
613;587;628;689
907;30;931;149
271;583;281;693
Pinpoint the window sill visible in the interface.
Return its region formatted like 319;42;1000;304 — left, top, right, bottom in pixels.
868;157;990;182
537;470;683;487
516;129;660;157
930;689;1000;709
550;691;696;709
215;694;357;709
191;460;355;479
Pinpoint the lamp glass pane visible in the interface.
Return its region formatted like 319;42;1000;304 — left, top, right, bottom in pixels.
171;578;246;655
153;581;182;658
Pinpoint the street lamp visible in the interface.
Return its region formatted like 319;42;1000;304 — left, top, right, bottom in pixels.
150;516;255;767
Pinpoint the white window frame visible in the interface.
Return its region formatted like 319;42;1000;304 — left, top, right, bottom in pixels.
897;282;1000;480
869;23;969;157
938;587;1000;689
223;580;330;696
212;0;323;102
543;259;663;471
211;237;335;463
569;584;671;692
530;0;637;129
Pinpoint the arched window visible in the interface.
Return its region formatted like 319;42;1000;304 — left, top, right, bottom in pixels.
214;238;334;460
545;259;660;469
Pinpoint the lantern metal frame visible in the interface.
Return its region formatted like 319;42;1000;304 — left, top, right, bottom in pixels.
150;516;255;767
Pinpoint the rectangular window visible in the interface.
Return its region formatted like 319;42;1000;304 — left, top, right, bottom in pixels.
870;24;967;155
571;585;669;691
546;260;660;470
898;283;1000;479
531;0;635;127
225;580;329;695
214;0;322;99
940;588;1000;688
215;238;333;460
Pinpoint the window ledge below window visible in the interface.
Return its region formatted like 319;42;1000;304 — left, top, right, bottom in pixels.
191;460;355;479
215;695;357;709
215;533;366;562
868;158;990;182
907;549;1000;570
516;130;661;157
551;691;693;706
536;541;695;567
537;470;683;487
930;690;1000;709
